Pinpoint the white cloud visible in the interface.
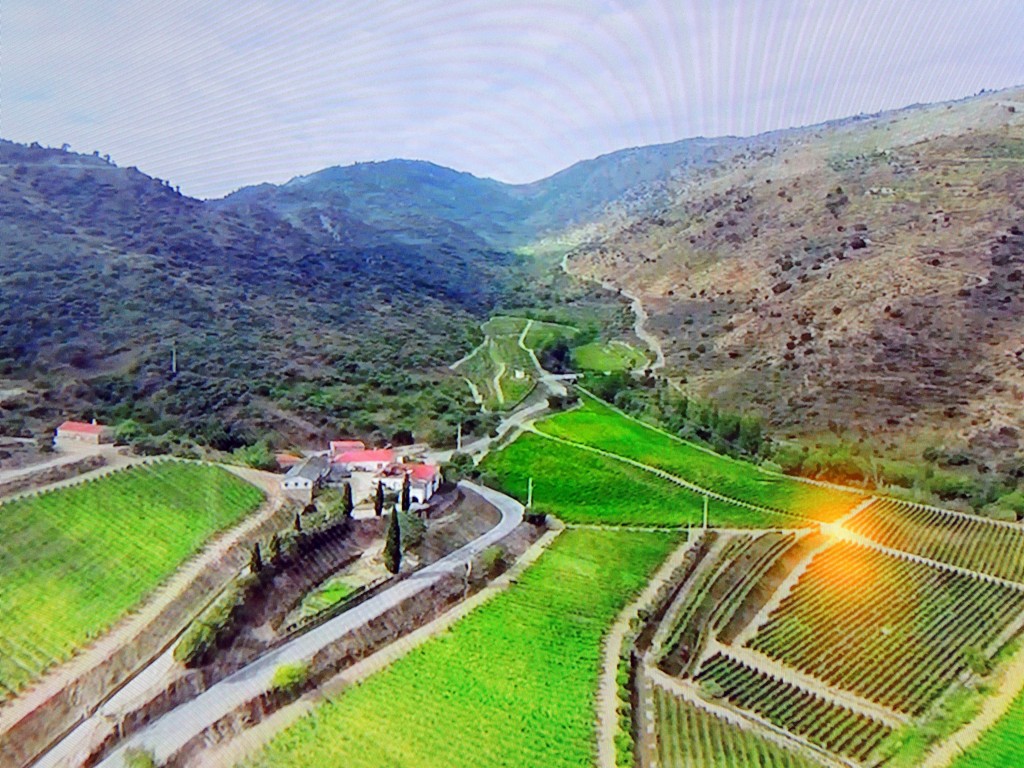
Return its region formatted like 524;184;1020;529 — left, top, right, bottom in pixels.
5;0;1023;198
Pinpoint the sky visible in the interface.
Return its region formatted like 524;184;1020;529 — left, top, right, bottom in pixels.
5;0;1024;199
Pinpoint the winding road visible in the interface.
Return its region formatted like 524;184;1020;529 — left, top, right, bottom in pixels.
93;481;522;767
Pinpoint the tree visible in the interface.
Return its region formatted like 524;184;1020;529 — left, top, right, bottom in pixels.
268;533;283;567
383;512;402;574
401;472;411;512
374;481;384;516
249;542;263;574
294;512;302;532
342;482;354;519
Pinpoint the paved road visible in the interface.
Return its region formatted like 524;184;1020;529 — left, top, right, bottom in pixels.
96;481;522;767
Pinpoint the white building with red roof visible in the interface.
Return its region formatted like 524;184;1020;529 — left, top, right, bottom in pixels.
54;419;114;448
378;462;442;504
334;448;396;473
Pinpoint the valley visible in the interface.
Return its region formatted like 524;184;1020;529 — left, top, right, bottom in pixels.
2;84;1024;768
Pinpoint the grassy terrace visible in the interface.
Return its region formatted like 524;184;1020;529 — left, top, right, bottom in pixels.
481;432;792;528
573;340;647;372
245;529;678;768
537;396;865;521
949;684;1024;767
0;461;264;701
452;315;578;410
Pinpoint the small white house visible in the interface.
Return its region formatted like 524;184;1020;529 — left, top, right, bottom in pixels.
281;455;330;503
54;419;114;448
378;462;442;504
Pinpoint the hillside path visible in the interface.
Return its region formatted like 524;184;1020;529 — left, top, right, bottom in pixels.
597;537;697;768
95;482;523;768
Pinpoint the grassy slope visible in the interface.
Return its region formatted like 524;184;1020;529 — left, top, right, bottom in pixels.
245;528;678;768
482;432;790;528
537;397;864;521
0;462;263;699
573;341;647;372
948;686;1024;768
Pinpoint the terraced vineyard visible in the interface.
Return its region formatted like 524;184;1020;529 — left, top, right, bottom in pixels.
0;461;264;701
660;533;797;676
481;432;791;528
846;499;1024;583
695;653;893;762
452;315;577;410
748;542;1024;714
245;529;678;768
652;685;825;768
537;396;865;521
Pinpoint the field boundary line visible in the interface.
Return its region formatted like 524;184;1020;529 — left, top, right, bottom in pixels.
189;521;567;768
647;666;847;768
597;536;699;768
920;641;1024;768
528;426;808;525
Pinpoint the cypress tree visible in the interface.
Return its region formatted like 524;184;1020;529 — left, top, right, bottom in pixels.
383;511;402;574
249;542;263;573
268;532;282;567
374;481;384;517
342;482;354;519
401;472;411;512
294;512;302;532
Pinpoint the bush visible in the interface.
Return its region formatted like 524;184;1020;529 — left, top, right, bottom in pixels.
271;661;310;696
442;451;476;483
124;747;158;768
481;545;506;578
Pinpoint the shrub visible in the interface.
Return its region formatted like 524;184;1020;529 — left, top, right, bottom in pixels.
123;747;158;768
271;661;310;697
481;545;506;578
397;510;425;552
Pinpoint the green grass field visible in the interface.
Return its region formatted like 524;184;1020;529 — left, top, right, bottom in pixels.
947;683;1024;767
245;528;678;768
481;432;793;528
573;340;647;372
537;396;865;521
0;461;264;700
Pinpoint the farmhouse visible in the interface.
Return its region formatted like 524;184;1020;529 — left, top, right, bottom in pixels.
334;448;396;473
378;462;442;504
54;419;114;448
281;454;330;503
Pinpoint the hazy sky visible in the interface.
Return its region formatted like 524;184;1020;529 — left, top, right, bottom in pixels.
5;0;1024;198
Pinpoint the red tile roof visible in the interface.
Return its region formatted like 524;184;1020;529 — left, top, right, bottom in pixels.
408;463;440;481
335;449;396;465
57;420;107;435
276;453;302;467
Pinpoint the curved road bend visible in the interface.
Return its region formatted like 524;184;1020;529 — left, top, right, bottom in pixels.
93;482;522;768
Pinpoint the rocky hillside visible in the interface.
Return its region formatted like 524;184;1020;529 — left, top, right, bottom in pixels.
564;88;1024;465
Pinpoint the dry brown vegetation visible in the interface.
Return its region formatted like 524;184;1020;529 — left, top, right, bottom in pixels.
565;88;1024;466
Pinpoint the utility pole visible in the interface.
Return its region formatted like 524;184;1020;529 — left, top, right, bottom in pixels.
527;476;534;508
171;342;178;375
703;494;709;530
456;422;462;452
